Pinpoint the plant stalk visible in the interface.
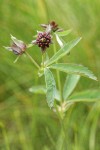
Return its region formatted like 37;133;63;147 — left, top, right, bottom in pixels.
25;51;40;69
53;41;63;104
53;38;66;149
42;52;45;67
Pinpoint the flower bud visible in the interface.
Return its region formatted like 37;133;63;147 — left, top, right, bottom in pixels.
41;21;63;32
4;35;26;55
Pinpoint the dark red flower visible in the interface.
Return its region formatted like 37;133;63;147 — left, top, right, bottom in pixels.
32;32;52;52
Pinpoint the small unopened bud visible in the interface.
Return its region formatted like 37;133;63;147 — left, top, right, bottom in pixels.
41;21;63;33
4;35;26;55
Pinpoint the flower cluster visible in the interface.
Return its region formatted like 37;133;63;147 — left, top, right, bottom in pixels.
4;21;61;54
32;32;52;52
32;21;62;52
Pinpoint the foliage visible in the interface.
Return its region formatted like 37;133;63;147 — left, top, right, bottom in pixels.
0;0;100;150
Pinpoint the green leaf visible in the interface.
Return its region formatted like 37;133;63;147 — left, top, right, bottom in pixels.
29;85;60;101
56;29;72;37
54;89;60;101
67;98;99;103
69;89;100;100
29;85;46;94
63;74;80;100
46;37;82;66
44;68;56;108
49;63;97;81
66;89;100;103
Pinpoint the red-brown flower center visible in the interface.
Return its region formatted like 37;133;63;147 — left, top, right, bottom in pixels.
36;32;52;51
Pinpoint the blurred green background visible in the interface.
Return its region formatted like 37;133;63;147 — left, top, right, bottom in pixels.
0;0;100;150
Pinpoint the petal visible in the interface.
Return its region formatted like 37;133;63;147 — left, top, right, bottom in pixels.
3;46;12;51
12;44;22;55
40;24;47;28
10;34;26;50
45;24;52;33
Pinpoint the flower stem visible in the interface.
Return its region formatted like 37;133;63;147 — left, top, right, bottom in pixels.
14;55;20;63
25;51;40;69
53;39;66;149
42;52;45;67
